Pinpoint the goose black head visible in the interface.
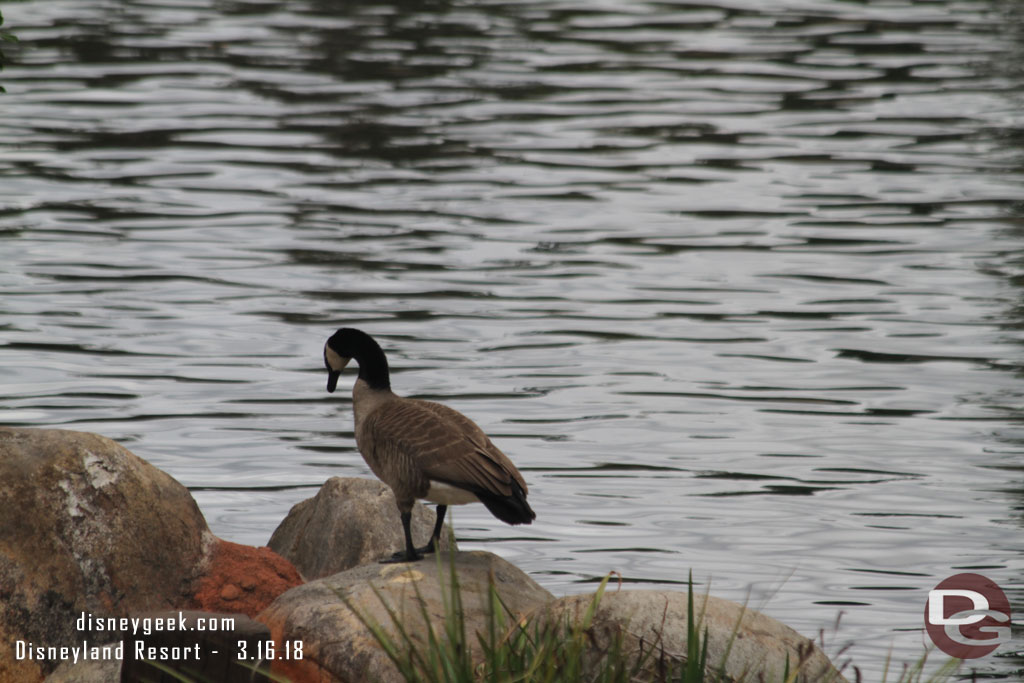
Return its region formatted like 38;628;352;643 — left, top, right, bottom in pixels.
323;328;390;393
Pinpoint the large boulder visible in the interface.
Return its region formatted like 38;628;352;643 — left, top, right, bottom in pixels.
0;428;302;682
0;428;210;681
259;550;554;683
268;477;455;579
541;589;847;682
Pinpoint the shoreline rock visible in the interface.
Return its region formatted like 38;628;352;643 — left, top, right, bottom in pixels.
1;428;209;681
260;550;555;683
0;428;302;682
541;588;846;682
269;476;455;579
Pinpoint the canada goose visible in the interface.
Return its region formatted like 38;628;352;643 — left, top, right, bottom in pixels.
323;328;535;562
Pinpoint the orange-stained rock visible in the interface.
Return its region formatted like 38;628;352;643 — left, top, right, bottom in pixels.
190;539;303;617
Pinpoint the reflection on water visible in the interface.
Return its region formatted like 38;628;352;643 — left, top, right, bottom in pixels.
2;0;1023;677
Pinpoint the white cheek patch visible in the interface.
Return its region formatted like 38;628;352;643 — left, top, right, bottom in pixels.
324;345;351;372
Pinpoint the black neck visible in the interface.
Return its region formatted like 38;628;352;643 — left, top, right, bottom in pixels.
356;342;391;391
330;328;392;391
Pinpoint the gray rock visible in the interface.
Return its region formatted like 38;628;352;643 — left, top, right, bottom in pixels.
0;428;210;682
44;659;121;683
259;550;554;683
268;477;455;578
541;589;848;683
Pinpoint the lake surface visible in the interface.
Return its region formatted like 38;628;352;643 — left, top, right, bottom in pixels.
2;0;1023;678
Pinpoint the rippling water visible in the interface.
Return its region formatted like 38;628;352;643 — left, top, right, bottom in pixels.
3;0;1024;677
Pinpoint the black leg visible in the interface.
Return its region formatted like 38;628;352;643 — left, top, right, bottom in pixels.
382;510;423;563
416;504;447;555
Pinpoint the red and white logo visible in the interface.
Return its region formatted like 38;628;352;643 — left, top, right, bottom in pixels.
925;573;1011;659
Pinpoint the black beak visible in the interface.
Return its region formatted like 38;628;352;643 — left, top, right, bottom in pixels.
327;370;341;393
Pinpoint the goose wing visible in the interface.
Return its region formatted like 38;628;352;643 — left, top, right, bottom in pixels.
363;397;528;497
415;399;528;496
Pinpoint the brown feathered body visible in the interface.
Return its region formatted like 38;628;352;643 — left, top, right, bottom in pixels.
352;378;533;524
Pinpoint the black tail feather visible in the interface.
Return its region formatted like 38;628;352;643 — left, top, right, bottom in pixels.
474;481;535;526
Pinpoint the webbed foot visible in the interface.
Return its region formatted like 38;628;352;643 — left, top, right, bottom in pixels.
380;548;423;563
